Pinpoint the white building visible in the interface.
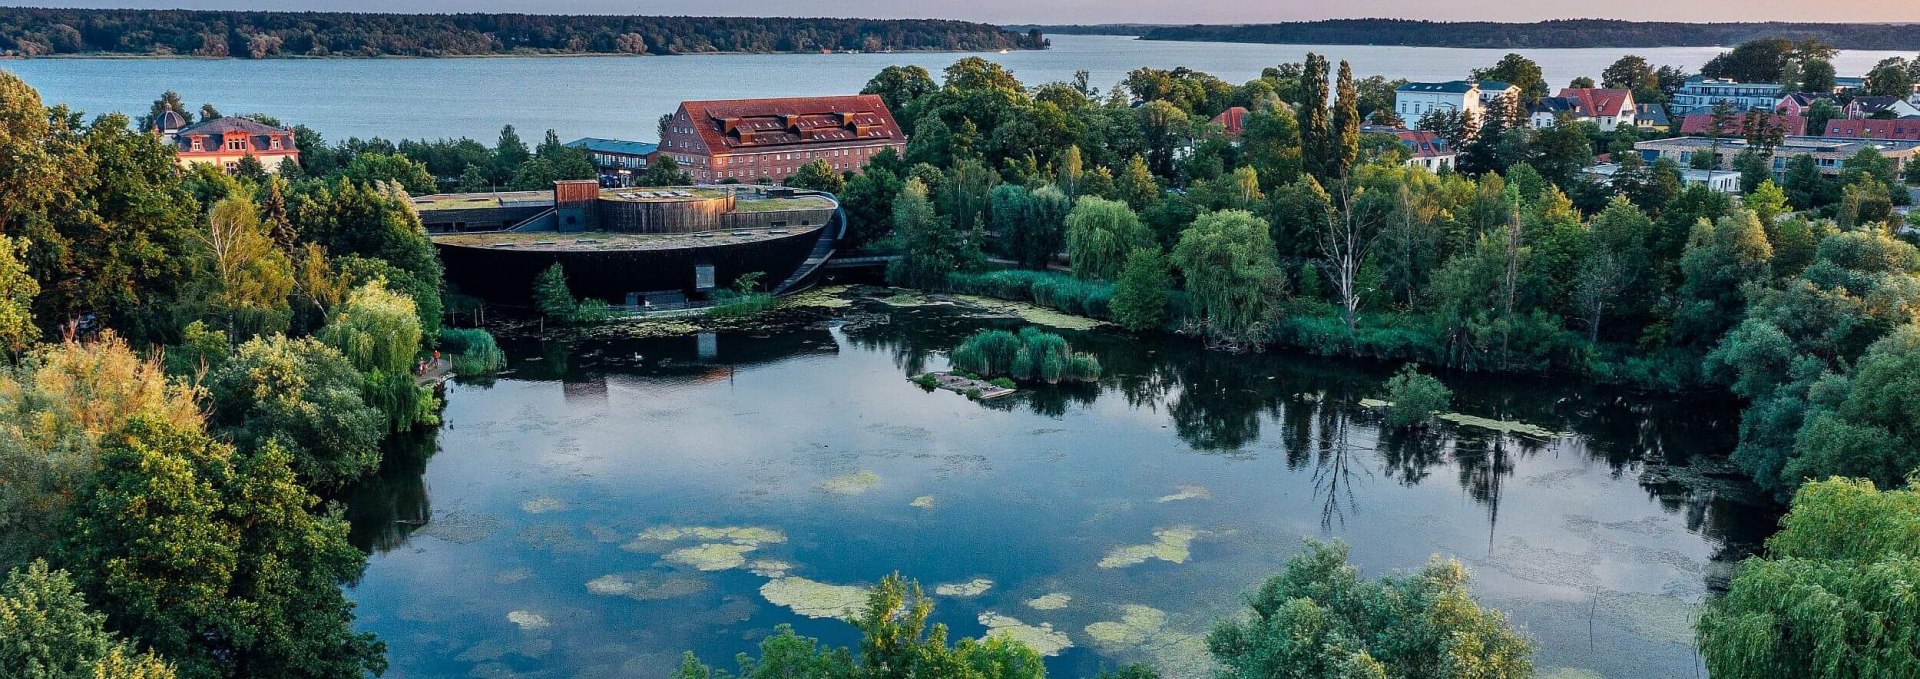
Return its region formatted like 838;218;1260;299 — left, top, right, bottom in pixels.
1585;163;1741;193
1396;81;1485;122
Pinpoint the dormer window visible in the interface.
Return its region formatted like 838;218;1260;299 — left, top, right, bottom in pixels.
190;138;203;152
226;137;246;151
268;136;282;150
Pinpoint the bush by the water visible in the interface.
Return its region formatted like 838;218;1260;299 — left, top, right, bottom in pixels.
1383;364;1451;428
439;327;505;375
533;263;611;325
949;327;1101;383
946;269;1113;319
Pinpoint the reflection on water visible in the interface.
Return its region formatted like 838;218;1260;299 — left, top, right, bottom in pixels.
345;301;1775;678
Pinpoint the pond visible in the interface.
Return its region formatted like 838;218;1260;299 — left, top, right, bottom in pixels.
343;291;1776;678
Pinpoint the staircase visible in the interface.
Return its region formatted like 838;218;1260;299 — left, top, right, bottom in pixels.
771;209;843;295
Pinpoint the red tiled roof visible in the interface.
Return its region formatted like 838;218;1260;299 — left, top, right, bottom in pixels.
1395;129;1452;159
1212;106;1249;138
171;116;298;156
1680;112;1807;137
1556;88;1634;117
678;95;904;153
1824;118;1920;141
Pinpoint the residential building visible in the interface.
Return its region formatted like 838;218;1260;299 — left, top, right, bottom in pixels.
656;95;907;184
1671;76;1783;111
1475;80;1519;108
1395;81;1503;122
1823;118;1920;141
1846;96;1920;120
1585;163;1741;193
1635;104;1672;132
1775;92;1838;117
1392;129;1455;172
1529;97;1585;128
1537;88;1635;129
1679;112;1807;138
566;137;657;184
1633;135;1920;177
1832;76;1868;94
154;111;299;174
1211;106;1249;139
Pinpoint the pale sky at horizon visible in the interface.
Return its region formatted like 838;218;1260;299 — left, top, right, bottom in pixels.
5;0;1917;25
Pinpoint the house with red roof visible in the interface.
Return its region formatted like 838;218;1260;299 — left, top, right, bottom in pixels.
1776;92;1839;117
1824;118;1920;141
1212;106;1249;139
1393;129;1455;172
1539;88;1636;129
154;108;299;174
657;95;907;185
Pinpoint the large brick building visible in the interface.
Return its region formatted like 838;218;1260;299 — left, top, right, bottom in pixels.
155;109;300;174
656;95;907;184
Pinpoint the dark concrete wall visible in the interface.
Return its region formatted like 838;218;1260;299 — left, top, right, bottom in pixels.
436;225;824;304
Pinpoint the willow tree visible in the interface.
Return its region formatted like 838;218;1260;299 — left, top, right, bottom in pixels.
1064;196;1150;281
1698;475;1920;678
1171;210;1283;346
319;282;432;432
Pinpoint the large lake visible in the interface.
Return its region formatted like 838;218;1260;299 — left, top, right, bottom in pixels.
341;292;1774;679
3;34;1910;142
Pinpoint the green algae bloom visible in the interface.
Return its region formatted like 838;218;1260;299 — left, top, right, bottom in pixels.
934;578;994;597
1084;605;1214;676
910;495;935;509
585;573;709;600
747;559;793;578
506;610;550;631
1025;593;1071;610
1099;526;1201;569
1155;483;1211;503
518;497;568;513
819;470;880;495
1085;605;1167;646
1437;412;1568;439
1358;398;1392;408
784;285;854;309
951;294;1104;331
759;576;870;620
664;543;757;571
623;525;786;552
977;612;1073;656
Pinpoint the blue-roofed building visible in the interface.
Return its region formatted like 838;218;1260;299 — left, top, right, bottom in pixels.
1394;79;1518;124
566;137;658;185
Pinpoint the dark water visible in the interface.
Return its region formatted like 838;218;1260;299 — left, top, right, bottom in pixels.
344;299;1774;679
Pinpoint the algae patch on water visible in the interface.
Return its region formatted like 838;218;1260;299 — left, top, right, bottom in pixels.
1083;605;1214;678
1085;605;1167;646
1155;484;1211;503
1358;398;1392;408
518;497;568;514
747;559;793;578
760;577;870;620
585;573;709;600
819;470;880;495
1099;526;1202;568
1437;412;1568;439
665;543;758;571
784;285;854;309
506;611;550;631
978;612;1073;656
622;525;786;552
934;578;994;597
910;495;935;509
1025;593;1071;610
951;294;1104;331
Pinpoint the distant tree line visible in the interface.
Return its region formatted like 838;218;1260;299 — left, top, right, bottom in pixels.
1139;19;1920;51
0;8;1040;57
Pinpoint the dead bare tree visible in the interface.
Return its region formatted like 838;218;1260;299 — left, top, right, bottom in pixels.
1319;176;1392;334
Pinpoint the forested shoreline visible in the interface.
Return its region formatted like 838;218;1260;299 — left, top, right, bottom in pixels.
0;8;1042;58
1137;19;1920;50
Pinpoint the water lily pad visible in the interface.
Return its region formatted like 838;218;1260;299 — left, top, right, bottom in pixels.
1025;593;1071;610
1099;526;1201;569
978;612;1073;656
820;470;880;495
1155;484;1211;503
506;610;549;631
664;543;757;571
935;578;994;597
760;577;870;620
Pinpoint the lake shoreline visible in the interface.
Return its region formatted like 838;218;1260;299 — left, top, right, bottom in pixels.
0;46;1041;62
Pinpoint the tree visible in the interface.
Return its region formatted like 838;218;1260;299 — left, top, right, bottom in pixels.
1135;100;1189;178
1676;208;1773;346
1865;57;1916;98
993;184;1070;270
1;560;178;679
1240;97;1303;188
1568;76;1595;89
1171;210;1283;345
319;282;432;432
491;124;530;180
59;418;385;679
1209;540;1534;679
186;196;294;339
887;178;979;289
1383;365;1450;428
1473;53;1547;103
0;235;38;352
1113;155;1160;212
1697;475;1920;679
1799;58;1837;93
1318;177;1394;333
1110;247;1171;332
289;178;444;340
861;65;938;127
206;335;383;489
1299;53;1333;178
785;159;845;194
839;156;904;250
639;154;693;187
1064;196;1150;281
1328;61;1361;179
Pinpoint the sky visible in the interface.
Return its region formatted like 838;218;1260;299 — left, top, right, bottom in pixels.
8;0;1919;25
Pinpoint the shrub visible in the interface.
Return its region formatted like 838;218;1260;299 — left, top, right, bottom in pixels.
1383;364;1450;428
945;269;1114;318
949;326;1101;384
439;327;505;375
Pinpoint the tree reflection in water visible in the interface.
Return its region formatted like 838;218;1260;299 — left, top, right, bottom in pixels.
340;427;438;554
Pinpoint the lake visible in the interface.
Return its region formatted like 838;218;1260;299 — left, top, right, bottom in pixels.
340;290;1775;679
3;34;1909;143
